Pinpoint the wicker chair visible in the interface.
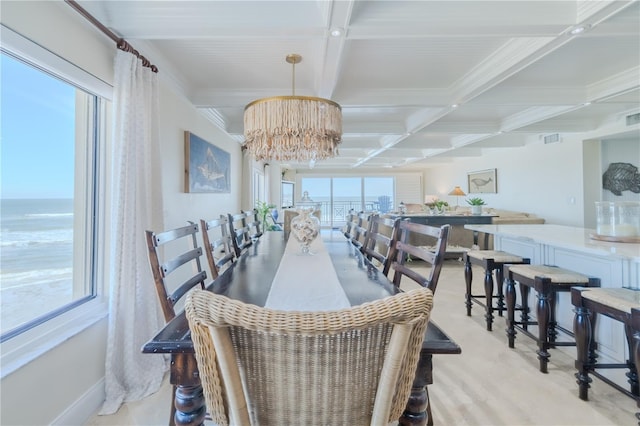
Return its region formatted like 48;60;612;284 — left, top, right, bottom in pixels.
185;287;434;426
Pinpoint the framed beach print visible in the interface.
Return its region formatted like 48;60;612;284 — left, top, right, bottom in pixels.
467;168;497;193
184;131;231;193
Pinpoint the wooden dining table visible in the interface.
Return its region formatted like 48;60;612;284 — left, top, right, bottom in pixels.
142;230;459;426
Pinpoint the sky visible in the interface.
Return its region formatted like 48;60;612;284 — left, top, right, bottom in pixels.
301;177;394;200
1;53;76;199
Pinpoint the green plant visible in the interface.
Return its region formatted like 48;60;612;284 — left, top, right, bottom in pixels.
466;197;486;206
434;200;449;209
255;200;278;231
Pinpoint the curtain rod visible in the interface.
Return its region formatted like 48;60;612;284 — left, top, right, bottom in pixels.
64;0;158;73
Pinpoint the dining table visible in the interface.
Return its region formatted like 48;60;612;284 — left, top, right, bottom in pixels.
142;230;460;426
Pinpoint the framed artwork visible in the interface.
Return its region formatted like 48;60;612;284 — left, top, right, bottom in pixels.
184;131;230;193
467;168;497;193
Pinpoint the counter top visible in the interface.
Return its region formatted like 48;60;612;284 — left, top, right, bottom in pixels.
464;224;640;261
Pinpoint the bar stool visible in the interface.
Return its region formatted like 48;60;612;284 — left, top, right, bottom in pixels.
572;287;640;412
505;265;600;373
464;250;530;331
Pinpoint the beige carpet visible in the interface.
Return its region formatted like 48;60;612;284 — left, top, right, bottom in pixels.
88;259;638;425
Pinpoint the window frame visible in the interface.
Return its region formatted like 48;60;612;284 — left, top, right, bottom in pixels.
0;25;111;378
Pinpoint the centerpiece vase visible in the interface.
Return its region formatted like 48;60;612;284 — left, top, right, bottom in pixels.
291;207;320;254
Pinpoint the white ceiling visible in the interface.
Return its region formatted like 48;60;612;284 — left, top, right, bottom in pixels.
74;0;640;170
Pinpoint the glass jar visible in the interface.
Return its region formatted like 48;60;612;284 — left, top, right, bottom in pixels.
291;207;320;254
595;201;640;237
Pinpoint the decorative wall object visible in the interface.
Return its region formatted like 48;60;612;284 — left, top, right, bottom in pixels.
467;169;497;193
184;131;230;193
602;162;640;196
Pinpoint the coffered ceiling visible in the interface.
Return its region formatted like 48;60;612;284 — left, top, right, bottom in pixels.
74;0;640;170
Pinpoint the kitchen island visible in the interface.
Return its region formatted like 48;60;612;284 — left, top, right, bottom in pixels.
464;223;640;388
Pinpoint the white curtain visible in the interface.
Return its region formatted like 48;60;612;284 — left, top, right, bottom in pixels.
100;50;167;415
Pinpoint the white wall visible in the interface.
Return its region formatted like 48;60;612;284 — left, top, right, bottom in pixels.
0;1;241;424
424;127;639;227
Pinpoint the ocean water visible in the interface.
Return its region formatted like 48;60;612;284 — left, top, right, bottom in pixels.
1;199;75;334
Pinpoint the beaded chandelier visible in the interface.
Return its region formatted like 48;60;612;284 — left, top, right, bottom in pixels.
243;54;342;162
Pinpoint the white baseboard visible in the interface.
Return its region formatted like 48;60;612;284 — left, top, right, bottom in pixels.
51;378;105;426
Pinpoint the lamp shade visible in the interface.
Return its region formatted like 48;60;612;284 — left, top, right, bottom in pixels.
449;186;466;196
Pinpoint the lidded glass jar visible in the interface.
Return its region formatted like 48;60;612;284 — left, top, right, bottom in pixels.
595;201;640;238
291;207;320;254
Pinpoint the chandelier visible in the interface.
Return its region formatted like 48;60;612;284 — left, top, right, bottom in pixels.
243;54;342;162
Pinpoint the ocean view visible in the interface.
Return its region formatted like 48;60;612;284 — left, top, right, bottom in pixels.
1;198;75;334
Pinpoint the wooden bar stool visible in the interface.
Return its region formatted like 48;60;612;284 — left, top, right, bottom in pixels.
464;250;530;331
505;265;600;373
572;287;640;410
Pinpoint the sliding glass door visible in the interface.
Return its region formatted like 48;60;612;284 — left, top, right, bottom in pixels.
300;177;394;228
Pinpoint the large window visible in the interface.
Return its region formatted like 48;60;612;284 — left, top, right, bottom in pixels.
301;176;395;227
0;43;107;341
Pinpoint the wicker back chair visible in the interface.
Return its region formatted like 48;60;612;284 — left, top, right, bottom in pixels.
185;287;434;426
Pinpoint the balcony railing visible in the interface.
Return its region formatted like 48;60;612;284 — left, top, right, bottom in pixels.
310;200;394;227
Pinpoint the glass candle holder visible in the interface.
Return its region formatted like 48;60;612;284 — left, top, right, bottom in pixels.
595;201;640;238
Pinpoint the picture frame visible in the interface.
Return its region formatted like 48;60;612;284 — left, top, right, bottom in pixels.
467;168;497;193
184;131;230;193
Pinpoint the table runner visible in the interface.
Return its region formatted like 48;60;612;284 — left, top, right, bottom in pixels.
264;236;350;311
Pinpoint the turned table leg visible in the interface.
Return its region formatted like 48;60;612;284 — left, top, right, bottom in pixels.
171;353;206;426
400;350;432;426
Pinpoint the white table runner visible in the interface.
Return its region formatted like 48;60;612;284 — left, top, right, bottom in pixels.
264;237;351;311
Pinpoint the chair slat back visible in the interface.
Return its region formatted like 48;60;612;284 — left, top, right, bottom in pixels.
201;215;236;279
243;209;263;240
145;222;207;322
362;215;400;276
391;221;450;294
342;209;358;240
228;212;253;257
352;211;373;248
186;287;434;426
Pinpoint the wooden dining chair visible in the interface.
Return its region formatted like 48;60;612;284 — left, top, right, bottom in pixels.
227;212;253;257
200;215;236;279
145;221;209;425
185;286;434;426
352;211;374;249
391;221;450;294
243;209;263;240
362;215;400;276
342;209;357;240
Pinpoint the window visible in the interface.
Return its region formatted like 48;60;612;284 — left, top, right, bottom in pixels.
0;33;108;342
300;176;395;227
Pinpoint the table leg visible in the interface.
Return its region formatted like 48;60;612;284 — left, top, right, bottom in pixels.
400;350;432;426
170;353;206;426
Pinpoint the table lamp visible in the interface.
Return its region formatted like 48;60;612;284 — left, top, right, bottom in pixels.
448;186;466;206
